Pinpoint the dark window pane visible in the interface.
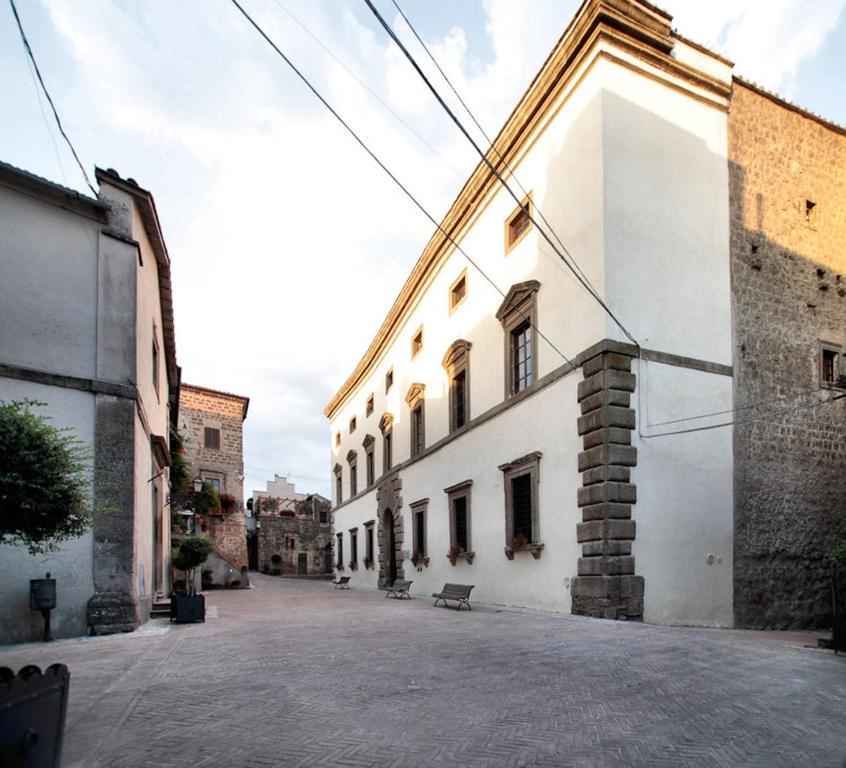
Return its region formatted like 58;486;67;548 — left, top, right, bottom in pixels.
415;511;426;557
512;474;532;541
453;371;466;429
454;497;468;551
204;427;220;449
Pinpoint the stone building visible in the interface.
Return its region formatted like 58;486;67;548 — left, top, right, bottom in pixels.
178;384;250;571
0;162;180;642
251;476;332;576
325;0;845;629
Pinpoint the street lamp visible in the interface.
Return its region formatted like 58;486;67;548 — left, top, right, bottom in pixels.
193;476;204;493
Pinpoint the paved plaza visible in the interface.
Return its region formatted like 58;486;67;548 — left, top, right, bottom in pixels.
2;574;845;767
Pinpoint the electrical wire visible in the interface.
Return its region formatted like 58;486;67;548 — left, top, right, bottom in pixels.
8;0;97;196
389;0;597;294
270;0;465;181
641;392;845;438
229;0;574;367
364;0;639;348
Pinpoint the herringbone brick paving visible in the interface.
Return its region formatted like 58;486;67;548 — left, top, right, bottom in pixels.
1;574;844;767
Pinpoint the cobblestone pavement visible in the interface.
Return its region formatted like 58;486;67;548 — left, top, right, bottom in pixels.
2;574;845;768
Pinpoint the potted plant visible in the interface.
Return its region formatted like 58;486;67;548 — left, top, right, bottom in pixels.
171;535;214;623
447;545;461;566
363;556;372;570
349;560;358;571
219;493;238;514
505;532;528;560
270;553;282;575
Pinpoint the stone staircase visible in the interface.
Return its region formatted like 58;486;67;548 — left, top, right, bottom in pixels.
150;595;171;619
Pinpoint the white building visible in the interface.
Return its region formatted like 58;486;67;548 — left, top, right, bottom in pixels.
326;0;846;628
0;162;179;642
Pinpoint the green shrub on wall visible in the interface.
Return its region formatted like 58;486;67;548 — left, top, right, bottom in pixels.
0;399;92;554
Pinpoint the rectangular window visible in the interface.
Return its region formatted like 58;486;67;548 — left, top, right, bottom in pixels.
336;533;343;568
511;474;532;541
366;394;374;416
821;343;842;386
365;522;374;563
349;416;357;434
415;510;426;557
350;461;357;496
366;449;375;487
511;320;533;393
335;432;341;448
411;403;425;456
412;327;423;358
445;480;472;556
203;477;222;493
334;466;342;506
452;370;467;429
505;194;533;253
319;506;328;524
383;431;392;473
449;271;467;312
350;529;358;565
385;368;393;393
204;427;221;450
152;337;160;397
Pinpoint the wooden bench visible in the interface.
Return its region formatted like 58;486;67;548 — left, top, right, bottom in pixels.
384;579;413;599
432;583;474;610
332;576;351;589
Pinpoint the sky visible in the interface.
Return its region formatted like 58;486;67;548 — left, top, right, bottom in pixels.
1;0;844;499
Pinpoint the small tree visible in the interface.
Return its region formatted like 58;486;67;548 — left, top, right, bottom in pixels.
0;399;92;554
172;535;214;596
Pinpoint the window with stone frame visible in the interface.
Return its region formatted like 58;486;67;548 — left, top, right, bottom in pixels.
365;520;375;565
379;413;394;474
347;450;358;497
449;270;467;313
499;452;543;555
363;434;375;487
505;193;533;254
410;499;428;563
336;532;343;568
349;416;357;434
335;431;341;448
333;463;342;506
152;331;160;399
411;326;424;358
444;480;473;558
366;393;374;416
820;342;843;387
442;340;472;432
496;280;540;398
349;528;358;568
204;426;221;450
385;368;394;393
406;383;426;458
202;476;222;493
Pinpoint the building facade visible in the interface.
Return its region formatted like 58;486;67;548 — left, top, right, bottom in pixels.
325;0;845;629
251;477;332;576
0;163;180;642
178;384;249;571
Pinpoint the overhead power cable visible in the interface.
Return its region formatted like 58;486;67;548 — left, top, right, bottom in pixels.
389;0;596;293
641;391;846;438
270;0;465;180
8;0;97;196
364;0;639;347
229;0;573;367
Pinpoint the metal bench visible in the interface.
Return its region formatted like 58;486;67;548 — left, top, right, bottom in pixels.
432;583;474;610
332;576;351;589
385;578;413;599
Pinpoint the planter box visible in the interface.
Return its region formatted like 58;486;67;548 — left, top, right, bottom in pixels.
171;593;205;623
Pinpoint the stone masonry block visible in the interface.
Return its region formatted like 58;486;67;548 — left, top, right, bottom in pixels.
571;575;621;599
620;574;645;599
577;482;637;507
577;406;636;435
577;555;635;576
581;540;632;556
578;444;637;471
577;370;636;401
579;388;631;415
582;352;633;378
576;519;636;543
580;502;633;521
581;466;631;487
582;427;631;450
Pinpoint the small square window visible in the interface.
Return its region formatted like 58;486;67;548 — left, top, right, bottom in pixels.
385;368;394;393
450;271;467;312
412;327;423;358
335;432;341;448
204;427;220;450
349;416;357;434
366;394;374;416
805;199;817;228
821;343;842;387
505;194;533;253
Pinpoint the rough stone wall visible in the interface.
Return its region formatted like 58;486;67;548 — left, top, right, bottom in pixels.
729;81;846;629
178;385;249;570
257;507;333;576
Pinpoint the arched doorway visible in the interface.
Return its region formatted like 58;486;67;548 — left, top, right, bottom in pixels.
384;508;397;584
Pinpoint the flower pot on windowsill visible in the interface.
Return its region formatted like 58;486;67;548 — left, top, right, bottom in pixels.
362;558;373;570
447;548;475;566
348;562;358;571
410;553;430;569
